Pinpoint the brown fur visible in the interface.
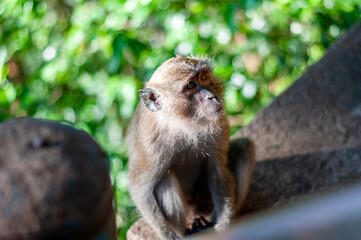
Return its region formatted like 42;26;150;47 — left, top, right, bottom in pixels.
126;56;255;240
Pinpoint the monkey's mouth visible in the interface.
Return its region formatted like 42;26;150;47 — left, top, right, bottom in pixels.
206;99;223;114
199;105;224;122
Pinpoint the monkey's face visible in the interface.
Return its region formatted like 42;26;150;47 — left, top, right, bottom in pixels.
140;56;225;125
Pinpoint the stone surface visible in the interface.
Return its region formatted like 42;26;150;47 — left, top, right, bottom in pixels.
127;21;361;239
0;118;117;239
238;148;361;216
127;218;158;240
193;183;361;240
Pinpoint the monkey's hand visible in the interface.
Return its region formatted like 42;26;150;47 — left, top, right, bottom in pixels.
186;216;214;235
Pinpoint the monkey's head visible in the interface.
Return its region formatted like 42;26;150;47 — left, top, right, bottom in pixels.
139;56;225;126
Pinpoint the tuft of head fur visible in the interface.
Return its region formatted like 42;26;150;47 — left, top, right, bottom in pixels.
148;55;213;84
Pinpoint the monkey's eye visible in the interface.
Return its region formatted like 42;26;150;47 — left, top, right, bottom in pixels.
199;73;207;82
186;82;195;90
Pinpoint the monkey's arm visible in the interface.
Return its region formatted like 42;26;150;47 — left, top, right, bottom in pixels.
208;154;236;233
129;172;180;240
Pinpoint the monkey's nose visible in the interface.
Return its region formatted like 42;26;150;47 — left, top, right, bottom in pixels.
206;92;217;101
200;88;216;100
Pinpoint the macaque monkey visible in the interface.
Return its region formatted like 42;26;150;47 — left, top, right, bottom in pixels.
126;56;255;240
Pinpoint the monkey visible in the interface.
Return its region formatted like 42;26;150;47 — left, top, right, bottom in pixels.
125;55;255;240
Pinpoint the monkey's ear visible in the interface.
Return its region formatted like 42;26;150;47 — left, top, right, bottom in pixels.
139;88;162;112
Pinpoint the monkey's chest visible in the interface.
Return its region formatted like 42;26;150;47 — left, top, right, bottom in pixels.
170;157;213;214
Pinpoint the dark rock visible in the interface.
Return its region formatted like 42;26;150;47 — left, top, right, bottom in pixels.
0;118;117;240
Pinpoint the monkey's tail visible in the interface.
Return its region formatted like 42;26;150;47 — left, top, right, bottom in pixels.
227;137;256;213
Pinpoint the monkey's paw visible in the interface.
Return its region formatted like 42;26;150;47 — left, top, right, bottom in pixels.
186;216;214;236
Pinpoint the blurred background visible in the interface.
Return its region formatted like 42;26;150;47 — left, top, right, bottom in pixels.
0;0;360;238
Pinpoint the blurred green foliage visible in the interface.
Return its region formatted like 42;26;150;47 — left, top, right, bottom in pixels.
0;0;360;238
